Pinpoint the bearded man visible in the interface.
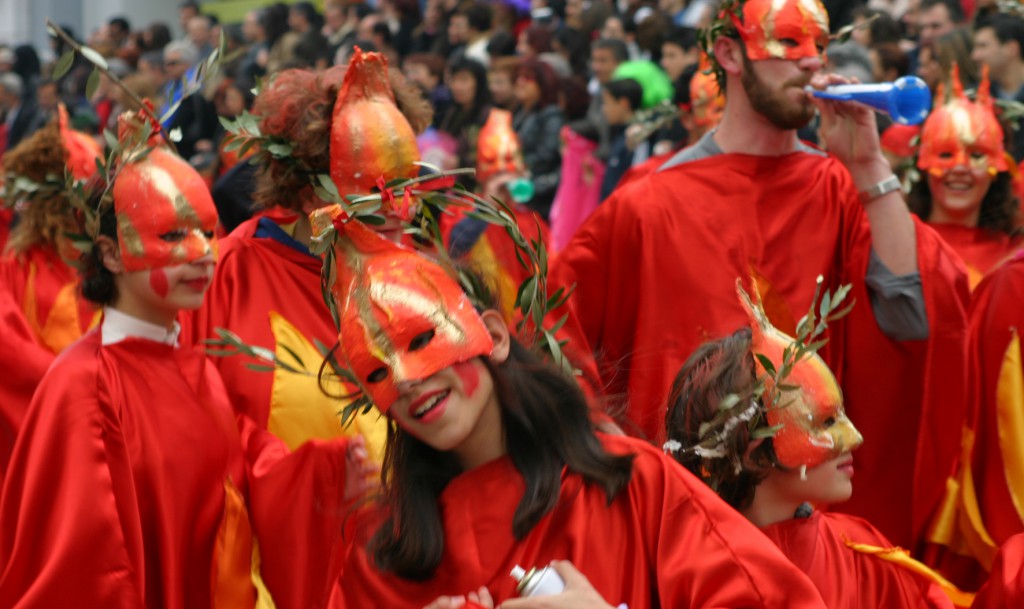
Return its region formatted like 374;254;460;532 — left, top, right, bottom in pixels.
551;0;969;549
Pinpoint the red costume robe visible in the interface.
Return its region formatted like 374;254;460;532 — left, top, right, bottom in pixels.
971;533;1024;609
183;211;382;609
927;248;1024;584
763;512;955;609
0;328;255;608
928;224;1020;291
0;246;97;477
333;435;828;609
551;150;970;548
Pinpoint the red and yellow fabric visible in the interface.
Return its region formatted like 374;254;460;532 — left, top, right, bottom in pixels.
182;212;386;609
762;511;962;608
927;248;1024;583
971;533;1024;608
333;434;829;609
927;224;1020;292
0;330;258;608
184;212;386;455
550;149;970;548
0;246;98;478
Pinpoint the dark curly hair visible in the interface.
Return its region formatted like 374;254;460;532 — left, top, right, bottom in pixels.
252;64;434;212
2;117;79;256
664;328;776;510
907;170;1021;236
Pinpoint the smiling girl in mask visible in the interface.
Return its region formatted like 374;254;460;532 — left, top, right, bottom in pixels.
0;108;262;609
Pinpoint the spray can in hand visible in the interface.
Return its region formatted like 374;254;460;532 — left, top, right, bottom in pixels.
510;564;565;597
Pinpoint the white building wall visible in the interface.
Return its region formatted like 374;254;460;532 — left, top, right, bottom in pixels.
0;0;179;62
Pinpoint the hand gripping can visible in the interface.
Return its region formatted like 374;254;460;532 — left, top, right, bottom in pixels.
509;564;565;597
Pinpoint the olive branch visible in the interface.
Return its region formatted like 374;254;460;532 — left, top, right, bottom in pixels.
666;277;854;473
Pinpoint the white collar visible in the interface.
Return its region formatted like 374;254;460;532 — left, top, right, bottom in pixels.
101;307;181;347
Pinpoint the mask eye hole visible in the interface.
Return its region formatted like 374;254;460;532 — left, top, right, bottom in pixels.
159;229;189;242
367;367;388;383
778;38;800;48
822;416;836;429
938;151;955;160
409;329;436;352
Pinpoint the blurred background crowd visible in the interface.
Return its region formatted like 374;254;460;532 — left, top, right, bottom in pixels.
0;0;1021;234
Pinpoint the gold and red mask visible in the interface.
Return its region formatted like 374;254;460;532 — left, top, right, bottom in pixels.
729;0;830;61
330;47;420;215
918;65;1008;177
691;54;726;129
316;211;493;411
739;281;863;469
58;105;102;181
111;110;218;272
476;109;525;185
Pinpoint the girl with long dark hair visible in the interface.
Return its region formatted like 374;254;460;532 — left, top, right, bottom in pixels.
320;220;828;609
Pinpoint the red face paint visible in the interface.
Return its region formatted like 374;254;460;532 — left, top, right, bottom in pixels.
149;268;170;298
454;360;481;398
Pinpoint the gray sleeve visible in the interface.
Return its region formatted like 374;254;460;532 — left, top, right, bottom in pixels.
864;249;929;341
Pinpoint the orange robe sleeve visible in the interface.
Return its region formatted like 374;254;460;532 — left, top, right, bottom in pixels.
334;435;827;609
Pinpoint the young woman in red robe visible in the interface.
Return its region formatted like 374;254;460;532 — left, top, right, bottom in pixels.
907;67;1021;291
0;107;102;476
314;217;828;609
664;284;962;609
0;109;261;608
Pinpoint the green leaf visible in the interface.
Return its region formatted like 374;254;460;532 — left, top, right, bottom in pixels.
102;128;118;151
79;46;109;70
718;393;741;411
245;363;277;373
548;312;569;334
754;353;777;376
267;143;293;157
278;342;307;370
160;98;183;125
85;68;101;100
52;50;75;80
751;424;784;439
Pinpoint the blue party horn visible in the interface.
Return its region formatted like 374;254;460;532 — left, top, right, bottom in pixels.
810;76;931;126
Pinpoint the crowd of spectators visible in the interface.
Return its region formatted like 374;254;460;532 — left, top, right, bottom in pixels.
0;0;1022;223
